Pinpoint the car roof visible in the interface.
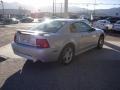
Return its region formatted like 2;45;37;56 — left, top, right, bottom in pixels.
98;20;107;21
53;19;87;23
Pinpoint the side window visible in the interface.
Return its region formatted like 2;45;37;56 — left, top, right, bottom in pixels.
69;24;76;33
69;22;91;33
74;22;91;32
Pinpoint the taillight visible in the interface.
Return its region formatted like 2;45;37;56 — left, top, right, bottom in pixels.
36;39;50;48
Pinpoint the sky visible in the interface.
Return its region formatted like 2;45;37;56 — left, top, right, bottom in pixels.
2;0;120;10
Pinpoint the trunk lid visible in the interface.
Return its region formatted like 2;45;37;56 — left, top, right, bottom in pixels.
15;30;47;46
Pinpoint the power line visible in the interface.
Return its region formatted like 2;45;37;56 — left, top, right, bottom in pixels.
69;3;120;6
56;2;120;6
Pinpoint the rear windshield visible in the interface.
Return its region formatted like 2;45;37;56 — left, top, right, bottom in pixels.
30;20;65;33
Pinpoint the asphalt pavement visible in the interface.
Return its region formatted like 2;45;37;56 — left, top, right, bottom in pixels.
0;23;120;90
0;40;120;90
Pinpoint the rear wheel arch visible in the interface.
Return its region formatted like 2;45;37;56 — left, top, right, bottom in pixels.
100;33;104;38
58;42;75;64
64;43;75;53
59;42;76;56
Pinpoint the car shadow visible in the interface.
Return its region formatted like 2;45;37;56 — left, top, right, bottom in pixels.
106;32;120;37
105;41;120;51
1;43;120;90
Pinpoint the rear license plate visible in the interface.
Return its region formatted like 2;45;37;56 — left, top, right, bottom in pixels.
19;34;30;44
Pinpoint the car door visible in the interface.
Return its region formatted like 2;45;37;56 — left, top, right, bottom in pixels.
114;21;120;31
100;21;106;29
71;22;97;51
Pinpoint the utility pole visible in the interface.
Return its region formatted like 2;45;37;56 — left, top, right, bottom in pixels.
60;3;63;17
86;4;89;17
54;0;56;16
0;0;5;24
53;0;54;16
64;0;68;18
93;0;96;16
0;0;4;18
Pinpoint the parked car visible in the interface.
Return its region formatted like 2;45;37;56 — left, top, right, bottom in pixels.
11;18;19;24
38;17;51;22
113;20;120;32
20;17;34;23
0;18;4;25
106;17;120;24
69;15;79;19
0;18;19;25
93;20;112;30
38;17;61;23
12;19;105;64
51;16;60;19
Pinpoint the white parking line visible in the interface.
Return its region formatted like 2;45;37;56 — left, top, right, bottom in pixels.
105;41;120;47
0;44;22;59
105;41;120;53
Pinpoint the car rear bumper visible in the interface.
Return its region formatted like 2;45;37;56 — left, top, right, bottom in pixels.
12;42;60;62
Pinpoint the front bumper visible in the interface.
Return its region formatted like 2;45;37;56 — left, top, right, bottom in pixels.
12;42;60;62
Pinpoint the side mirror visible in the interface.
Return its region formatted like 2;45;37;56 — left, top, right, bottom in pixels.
89;28;95;32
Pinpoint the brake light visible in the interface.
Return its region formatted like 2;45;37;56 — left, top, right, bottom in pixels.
36;39;50;48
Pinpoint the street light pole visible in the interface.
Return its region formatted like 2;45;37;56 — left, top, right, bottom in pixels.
0;0;4;18
52;0;56;16
93;0;96;16
64;0;68;18
60;3;63;17
54;0;56;15
53;0;54;16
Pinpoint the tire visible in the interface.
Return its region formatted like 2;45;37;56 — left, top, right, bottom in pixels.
26;60;34;64
105;27;108;33
59;45;74;65
97;36;104;49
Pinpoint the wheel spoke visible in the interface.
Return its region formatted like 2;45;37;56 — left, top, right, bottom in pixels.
62;47;73;63
98;37;104;49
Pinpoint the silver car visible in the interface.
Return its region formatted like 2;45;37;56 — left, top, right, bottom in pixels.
113;20;120;32
12;19;105;64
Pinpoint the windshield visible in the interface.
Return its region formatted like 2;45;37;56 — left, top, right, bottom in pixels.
116;21;120;24
99;20;106;23
30;20;65;33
